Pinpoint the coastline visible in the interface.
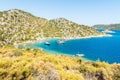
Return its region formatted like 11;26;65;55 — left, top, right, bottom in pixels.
14;33;113;63
62;34;112;40
40;48;95;62
14;34;112;47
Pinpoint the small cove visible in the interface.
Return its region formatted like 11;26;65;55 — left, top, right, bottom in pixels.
18;30;120;64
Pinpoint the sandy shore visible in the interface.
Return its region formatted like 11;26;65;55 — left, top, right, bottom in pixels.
61;34;112;40
14;34;112;47
14;37;60;47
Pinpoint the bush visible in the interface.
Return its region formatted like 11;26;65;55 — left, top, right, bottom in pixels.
112;65;120;80
77;58;82;64
12;50;23;57
25;47;31;51
0;68;7;79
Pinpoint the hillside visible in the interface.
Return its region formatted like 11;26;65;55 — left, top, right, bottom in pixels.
0;9;120;80
0;46;120;80
0;9;105;46
93;24;120;30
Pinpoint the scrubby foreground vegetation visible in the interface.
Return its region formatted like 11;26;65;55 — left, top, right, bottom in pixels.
0;46;120;80
0;9;106;47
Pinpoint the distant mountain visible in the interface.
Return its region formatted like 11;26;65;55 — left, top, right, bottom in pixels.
93;24;120;30
0;9;105;46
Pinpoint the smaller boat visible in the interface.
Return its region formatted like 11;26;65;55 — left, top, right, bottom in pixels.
75;54;84;57
57;40;65;44
44;41;50;45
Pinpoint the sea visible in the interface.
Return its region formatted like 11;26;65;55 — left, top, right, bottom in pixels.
19;30;120;64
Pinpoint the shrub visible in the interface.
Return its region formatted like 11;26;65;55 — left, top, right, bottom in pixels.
77;58;82;64
0;68;8;79
25;47;31;51
12;49;23;57
112;64;120;80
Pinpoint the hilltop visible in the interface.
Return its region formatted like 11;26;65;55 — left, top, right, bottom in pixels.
0;9;106;46
93;24;120;30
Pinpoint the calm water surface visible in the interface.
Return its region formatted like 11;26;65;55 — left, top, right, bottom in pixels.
20;30;120;63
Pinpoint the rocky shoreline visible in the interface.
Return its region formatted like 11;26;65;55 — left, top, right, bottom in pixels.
14;34;112;48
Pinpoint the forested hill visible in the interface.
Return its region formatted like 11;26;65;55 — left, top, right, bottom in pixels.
93;24;120;30
0;9;105;46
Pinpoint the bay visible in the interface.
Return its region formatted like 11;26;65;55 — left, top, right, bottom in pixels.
19;30;120;64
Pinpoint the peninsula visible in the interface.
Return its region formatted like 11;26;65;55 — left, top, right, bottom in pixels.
0;9;108;47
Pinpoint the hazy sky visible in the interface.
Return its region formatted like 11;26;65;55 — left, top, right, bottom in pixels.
0;0;120;26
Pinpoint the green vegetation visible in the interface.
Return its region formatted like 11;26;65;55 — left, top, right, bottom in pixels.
0;47;120;80
0;9;105;46
93;24;120;30
0;9;119;80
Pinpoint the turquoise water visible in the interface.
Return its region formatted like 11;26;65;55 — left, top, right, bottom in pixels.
20;30;120;64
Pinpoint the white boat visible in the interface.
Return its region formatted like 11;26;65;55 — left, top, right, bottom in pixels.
44;41;50;45
57;40;65;44
76;54;84;57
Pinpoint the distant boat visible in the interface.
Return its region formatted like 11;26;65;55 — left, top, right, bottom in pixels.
75;54;84;57
57;40;65;44
44;41;50;45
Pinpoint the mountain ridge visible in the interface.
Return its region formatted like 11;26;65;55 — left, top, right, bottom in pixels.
93;23;120;30
0;9;105;46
